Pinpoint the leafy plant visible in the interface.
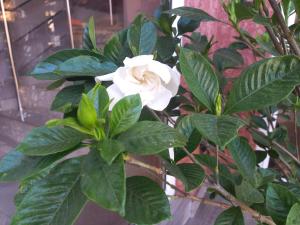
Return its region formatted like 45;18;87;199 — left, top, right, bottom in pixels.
1;1;300;225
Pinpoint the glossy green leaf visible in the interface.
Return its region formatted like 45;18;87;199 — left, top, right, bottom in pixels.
191;114;244;148
103;29;131;65
110;94;142;137
46;79;65;90
125;176;171;224
118;121;187;155
286;203;300;225
16;126;85;156
51;84;85;113
30;49;101;79
0;150;67;182
128;15;157;55
177;17;200;35
235;180;264;205
266;183;297;224
214;207;244;225
225;56;300;114
97;139;125;165
77;94;97;129
180;48;219;112
56;55;117;76
81;149;125;215
227;137;256;182
165;162;205;192
168;7;218;22
87;84;109;118
11;158;87;225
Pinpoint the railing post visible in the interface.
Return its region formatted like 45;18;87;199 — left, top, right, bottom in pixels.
0;0;24;121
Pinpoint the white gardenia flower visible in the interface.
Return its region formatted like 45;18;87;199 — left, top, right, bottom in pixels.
95;55;180;111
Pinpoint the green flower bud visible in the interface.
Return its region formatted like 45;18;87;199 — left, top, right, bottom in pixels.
77;94;98;129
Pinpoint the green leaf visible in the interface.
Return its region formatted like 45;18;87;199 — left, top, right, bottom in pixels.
286;203;300;225
168;7;218;22
97;139;125;165
156;36;178;62
0;150;67;182
56;55;117;76
191;114;244;148
16;126;85;156
227;137;256;182
125;176;171;224
214;207;244;225
293;0;300;16
11;158;87;225
77;94;98;129
266;183;298;224
128;15;157;55
82;17;97;50
225;56;300;114
87;84;109;119
213;48;244;71
81;149;125;215
180;48;219;112
177;17;200;35
30;49;102;80
46;117;93;135
46;79;65;90
51;84;85;113
104;29;131;65
118;121;187;155
165;162;205;192
235;180;264;205
110;94;142;137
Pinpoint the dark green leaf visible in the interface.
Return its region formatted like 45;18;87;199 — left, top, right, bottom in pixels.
97;139;125;165
31;49;101;80
293;0;300;16
56;55;117;76
11;158;87;225
225;56;300;114
118;121;187;155
168;7;218;22
16;126;85;156
266;183;297;224
125;176;170;224
166;162;205;192
235;180;264;205
286;203;300;225
177;17;200;35
104;29;131;65
82;17;97;50
214;207;244;225
51;84;85;113
46;79;65;90
128;16;157;55
0;150;67;182
227;137;256;182
87;84;109;119
110;94;142;137
213;48;244;71
156;36;178;62
81;149;125;215
191;114;244;147
180;48;219;112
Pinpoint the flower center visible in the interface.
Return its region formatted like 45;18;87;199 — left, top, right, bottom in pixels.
130;67;161;90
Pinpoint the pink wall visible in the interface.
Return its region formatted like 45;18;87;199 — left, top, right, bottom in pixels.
185;0;265;79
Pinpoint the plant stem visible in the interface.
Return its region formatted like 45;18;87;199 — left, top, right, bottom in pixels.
216;145;220;185
268;0;300;56
294;109;300;160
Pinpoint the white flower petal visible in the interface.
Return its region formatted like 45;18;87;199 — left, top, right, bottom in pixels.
148;60;171;84
146;86;173;111
123;55;154;67
113;67;141;94
95;71;115;82
164;67;181;96
106;84;125;110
